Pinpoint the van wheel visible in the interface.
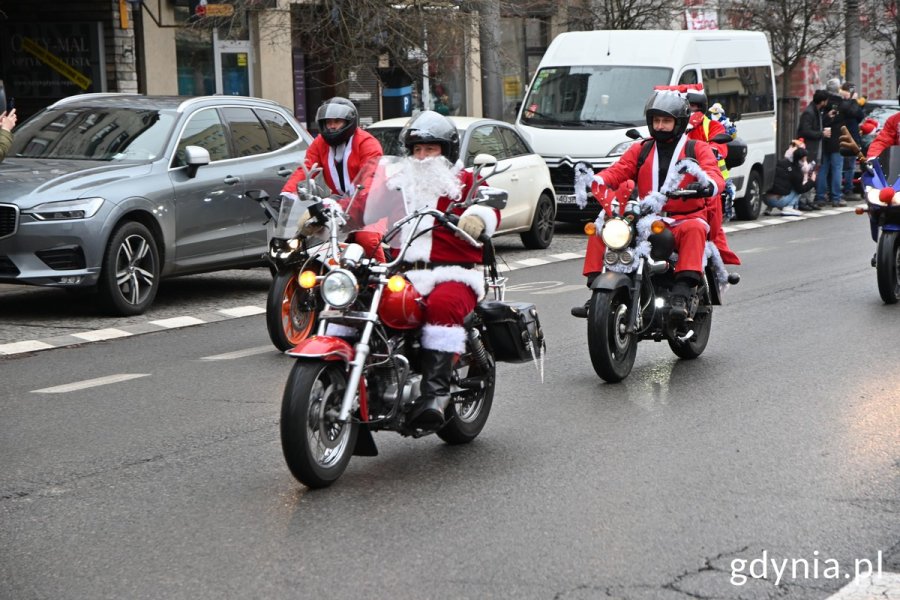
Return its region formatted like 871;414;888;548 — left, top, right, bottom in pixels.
734;170;762;221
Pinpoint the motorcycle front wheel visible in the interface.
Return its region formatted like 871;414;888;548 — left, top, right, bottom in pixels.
280;361;358;489
876;230;900;304
668;303;713;358
587;288;637;383
267;270;318;351
438;351;496;445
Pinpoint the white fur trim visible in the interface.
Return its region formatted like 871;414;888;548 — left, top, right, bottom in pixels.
406;265;486;300
573;162;596;209
461;204;498;237
326;140;353;195
421;323;467;353
400;214;435;262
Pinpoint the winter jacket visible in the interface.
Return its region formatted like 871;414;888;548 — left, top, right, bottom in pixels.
821;93;845;154
0;129;11;163
282;129;383;197
841;97;865;144
797;102;824;163
769;157;815;196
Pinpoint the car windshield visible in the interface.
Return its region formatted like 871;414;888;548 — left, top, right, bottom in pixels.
519;65;672;128
8;106;177;161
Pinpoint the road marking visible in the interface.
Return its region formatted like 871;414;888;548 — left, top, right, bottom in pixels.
825;572;900;599
0;340;56;355
32;373;151;394
200;345;274;360
72;328;132;342
550;252;584;260
150;316;206;328
517;257;551;266
219;306;266;318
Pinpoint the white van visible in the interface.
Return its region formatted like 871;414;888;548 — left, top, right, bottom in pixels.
515;29;777;222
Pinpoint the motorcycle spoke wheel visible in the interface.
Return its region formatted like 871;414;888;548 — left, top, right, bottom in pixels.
281;362;357;488
267;271;318;351
437;353;495;445
876;231;900;304
587;289;637;383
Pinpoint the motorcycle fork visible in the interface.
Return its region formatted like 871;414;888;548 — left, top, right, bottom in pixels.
337;285;386;423
626;258;646;333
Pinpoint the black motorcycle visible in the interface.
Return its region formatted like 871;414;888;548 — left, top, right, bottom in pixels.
859;157;900;303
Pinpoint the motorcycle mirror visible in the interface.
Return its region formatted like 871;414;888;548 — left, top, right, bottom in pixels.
473;153;498;167
245;189;269;203
625;128;642;140
475;186;508;210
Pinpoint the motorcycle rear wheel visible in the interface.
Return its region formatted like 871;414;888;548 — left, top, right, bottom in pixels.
281;361;358;489
668;304;713;358
267;270;318;351
438;352;496;445
876;230;900;304
587;288;637;383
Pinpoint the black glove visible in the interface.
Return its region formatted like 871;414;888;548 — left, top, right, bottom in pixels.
685;181;715;197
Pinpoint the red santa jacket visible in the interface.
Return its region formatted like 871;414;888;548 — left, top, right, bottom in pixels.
598;135;725;221
282;129;383;196
867;111;900;159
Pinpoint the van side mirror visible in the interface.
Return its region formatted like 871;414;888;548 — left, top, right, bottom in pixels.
184;145;211;178
625;128;642;140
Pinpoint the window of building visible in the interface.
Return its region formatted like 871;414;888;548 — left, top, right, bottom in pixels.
500;15;550;122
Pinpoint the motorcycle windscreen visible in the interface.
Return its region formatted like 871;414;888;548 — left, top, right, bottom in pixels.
272;194;315;239
358;155;464;249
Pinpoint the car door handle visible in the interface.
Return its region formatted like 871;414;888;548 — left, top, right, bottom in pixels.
223;175;241;185
277;167;292;177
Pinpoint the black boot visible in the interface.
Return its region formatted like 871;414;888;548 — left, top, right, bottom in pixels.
669;273;700;325
571;272;599;318
408;350;454;430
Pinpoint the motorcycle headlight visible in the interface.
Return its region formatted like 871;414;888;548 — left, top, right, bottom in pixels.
27;197;104;221
604;250;620;265
619;249;634;265
600;218;632;250
321;269;358;308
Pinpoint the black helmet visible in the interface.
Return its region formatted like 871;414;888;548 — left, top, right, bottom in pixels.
316;97;358;147
685;90;708;113
398;110;460;163
644;90;691;143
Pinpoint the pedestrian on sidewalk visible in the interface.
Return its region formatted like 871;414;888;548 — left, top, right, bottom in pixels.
764;147;816;216
797;90;829;211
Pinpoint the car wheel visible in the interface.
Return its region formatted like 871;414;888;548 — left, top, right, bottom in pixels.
99;221;160;316
520;192;555;249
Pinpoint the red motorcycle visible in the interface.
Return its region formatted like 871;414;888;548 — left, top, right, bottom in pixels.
278;156;545;488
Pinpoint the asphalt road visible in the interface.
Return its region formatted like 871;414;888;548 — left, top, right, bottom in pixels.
1;212;898;600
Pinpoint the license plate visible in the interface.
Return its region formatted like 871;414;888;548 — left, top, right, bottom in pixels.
557;194;578;204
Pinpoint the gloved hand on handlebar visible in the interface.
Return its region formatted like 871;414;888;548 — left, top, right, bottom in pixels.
457;214;486;239
685;181;716;198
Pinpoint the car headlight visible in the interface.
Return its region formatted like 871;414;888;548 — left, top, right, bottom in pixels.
26;197;104;221
321;269;358;308
608;140;634;157
600;218;632;250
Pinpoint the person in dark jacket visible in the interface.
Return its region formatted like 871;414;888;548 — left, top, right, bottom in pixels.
797;90;829;210
764;147;816;216
839;82;865;200
815;79;846;207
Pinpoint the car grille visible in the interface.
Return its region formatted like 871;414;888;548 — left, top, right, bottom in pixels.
549;164;577;195
0;204;18;240
36;246;87;270
0;256;20;276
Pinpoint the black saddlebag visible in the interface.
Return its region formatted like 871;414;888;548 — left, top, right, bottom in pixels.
477;301;545;363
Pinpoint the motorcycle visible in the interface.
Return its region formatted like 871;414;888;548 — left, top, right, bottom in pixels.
247;166;357;351
858;157;900;303
576;159;738;383
278;155;545;488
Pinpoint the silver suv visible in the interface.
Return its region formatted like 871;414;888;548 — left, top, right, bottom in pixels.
0;94;311;315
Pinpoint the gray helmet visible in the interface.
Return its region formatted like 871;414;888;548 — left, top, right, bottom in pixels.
316;97;358;147
644;90;690;143
398;110;460;162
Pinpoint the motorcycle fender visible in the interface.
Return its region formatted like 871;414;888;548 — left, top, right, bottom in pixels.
590;271;632;293
353;425;379;457
285;336;355;362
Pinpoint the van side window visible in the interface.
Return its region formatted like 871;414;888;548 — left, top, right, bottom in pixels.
678;70;699;85
702;66;775;121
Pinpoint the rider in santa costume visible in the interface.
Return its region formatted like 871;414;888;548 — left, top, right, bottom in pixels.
281;96;386;259
574;90;725;323
366;110;500;430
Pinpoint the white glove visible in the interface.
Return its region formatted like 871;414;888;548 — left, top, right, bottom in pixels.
457;214;485;239
593;175;605;187
322;197;347;226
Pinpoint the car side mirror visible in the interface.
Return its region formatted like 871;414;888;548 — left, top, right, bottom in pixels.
184;145;211;178
474;153;498;167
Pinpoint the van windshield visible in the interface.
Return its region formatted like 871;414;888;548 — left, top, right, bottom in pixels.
520;65;672;129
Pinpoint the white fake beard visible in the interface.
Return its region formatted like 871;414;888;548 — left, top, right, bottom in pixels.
387;156;463;212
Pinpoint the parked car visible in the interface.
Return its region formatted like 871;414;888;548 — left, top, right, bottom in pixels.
365;116;557;249
0;94;312;315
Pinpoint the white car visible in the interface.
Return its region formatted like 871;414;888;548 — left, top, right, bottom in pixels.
366;116;557;249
